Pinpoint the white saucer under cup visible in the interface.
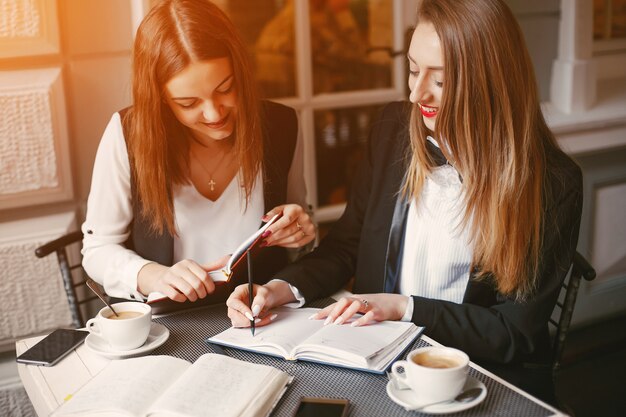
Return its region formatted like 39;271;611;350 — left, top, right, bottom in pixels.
85;322;170;359
86;302;152;351
386;375;487;414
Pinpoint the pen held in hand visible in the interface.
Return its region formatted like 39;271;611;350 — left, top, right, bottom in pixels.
247;251;255;336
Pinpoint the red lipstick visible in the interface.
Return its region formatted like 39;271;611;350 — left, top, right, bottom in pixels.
419;103;438;118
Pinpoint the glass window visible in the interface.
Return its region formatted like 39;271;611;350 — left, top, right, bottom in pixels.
227;0;395;98
594;0;626;40
314;104;383;206
223;0;297;98
310;0;394;94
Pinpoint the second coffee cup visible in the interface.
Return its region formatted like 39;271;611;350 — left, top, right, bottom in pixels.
391;346;469;403
86;302;152;351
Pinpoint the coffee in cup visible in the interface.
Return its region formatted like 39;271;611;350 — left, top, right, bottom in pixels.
86;302;152;351
411;350;464;369
391;347;469;403
106;311;143;320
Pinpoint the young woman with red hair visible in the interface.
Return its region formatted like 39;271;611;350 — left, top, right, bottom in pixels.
82;0;315;305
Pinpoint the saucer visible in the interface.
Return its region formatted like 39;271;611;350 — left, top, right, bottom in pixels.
386;376;487;414
85;323;170;359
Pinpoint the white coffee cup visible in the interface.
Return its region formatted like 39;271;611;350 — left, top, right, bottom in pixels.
86;302;152;351
391;347;469;403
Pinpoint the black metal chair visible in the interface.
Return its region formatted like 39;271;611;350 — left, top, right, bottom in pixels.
34;231;96;328
550;251;597;373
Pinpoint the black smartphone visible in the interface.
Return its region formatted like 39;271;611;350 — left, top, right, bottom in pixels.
16;329;89;366
293;397;350;417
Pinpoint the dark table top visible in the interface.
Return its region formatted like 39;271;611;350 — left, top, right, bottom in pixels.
152;302;559;417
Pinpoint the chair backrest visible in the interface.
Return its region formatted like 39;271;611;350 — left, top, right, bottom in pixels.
550;251;596;372
34;231;97;328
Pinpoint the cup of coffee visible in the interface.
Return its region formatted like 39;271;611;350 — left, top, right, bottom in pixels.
391;347;469;403
86;302;152;351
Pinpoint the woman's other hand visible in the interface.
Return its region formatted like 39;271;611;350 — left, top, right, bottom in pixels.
262;204;315;248
309;294;409;327
226;280;297;327
137;255;229;302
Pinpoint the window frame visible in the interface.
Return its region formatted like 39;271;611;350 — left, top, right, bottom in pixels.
267;0;411;223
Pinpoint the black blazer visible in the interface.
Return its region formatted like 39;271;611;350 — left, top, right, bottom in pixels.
277;102;582;394
119;100;299;302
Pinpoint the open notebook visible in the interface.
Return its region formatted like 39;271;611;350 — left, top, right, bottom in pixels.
207;307;423;374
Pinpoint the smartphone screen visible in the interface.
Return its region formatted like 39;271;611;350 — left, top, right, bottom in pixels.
16;329;89;366
293;397;350;417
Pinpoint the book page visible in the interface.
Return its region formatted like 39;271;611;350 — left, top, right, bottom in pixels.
208;308;324;358
298;319;416;361
52;356;189;417
147;354;289;417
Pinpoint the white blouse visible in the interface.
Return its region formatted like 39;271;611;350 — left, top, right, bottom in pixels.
399;137;473;320
172;173;264;270
81;113;307;300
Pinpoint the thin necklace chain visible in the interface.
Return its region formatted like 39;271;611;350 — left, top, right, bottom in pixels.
190;146;231;192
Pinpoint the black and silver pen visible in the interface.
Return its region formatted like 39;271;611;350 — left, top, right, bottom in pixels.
247;250;255;336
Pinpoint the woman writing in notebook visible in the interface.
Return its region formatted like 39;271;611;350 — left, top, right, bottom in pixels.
82;0;315;304
227;0;582;402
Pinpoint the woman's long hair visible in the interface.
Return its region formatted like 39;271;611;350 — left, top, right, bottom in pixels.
403;0;559;299
127;0;262;235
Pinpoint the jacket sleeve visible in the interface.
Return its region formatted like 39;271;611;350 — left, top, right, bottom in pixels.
410;160;583;364
273;104;402;300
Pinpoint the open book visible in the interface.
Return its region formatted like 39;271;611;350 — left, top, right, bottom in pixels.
147;214;281;308
207;307;423;374
51;353;292;417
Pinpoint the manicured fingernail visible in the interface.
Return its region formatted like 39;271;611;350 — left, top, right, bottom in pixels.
261;230;272;238
269;313;278;321
252;305;261;316
260;241;268;248
308;313;318;320
244;312;254;321
333;317;344;325
254;318;261;324
351;321;360;327
324;316;332;325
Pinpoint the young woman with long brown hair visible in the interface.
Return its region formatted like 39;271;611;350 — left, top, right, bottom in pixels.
82;0;315;305
226;0;582;401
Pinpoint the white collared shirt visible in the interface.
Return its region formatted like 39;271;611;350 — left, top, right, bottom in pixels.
399;137;473;321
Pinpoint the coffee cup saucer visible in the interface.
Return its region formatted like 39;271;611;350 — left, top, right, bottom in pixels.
85;322;169;360
386;375;487;414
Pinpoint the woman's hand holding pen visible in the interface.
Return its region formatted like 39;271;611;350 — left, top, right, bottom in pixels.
309;294;408;327
226;281;296;327
137;255;229;302
262;204;315;248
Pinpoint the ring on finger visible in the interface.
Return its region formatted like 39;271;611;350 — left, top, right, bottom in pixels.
296;222;302;230
361;299;369;310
